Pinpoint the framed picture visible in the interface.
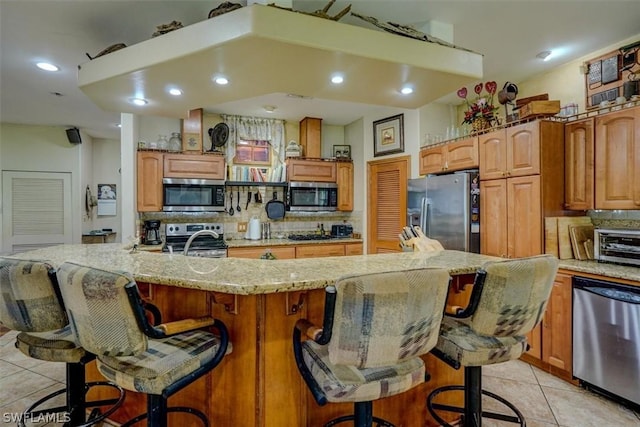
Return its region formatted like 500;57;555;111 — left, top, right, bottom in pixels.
332;144;351;159
373;114;404;157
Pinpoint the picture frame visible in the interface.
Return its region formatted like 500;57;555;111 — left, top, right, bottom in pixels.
373;113;404;157
332;144;351;159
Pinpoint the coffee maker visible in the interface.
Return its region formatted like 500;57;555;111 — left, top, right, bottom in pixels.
143;220;162;245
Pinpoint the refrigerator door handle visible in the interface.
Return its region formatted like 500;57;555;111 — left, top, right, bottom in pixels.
421;197;429;235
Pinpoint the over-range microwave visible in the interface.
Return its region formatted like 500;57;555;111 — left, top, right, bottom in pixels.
287;181;338;211
162;178;225;212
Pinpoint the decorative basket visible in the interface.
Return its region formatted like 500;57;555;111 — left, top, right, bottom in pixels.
471;117;491;132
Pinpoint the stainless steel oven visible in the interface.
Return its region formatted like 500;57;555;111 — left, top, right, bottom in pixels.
287;182;338;212
163;222;227;258
594;228;640;267
162;178;225;212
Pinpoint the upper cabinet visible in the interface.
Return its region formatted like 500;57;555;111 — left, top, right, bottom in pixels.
419;137;478;175
336;162;354;211
164;153;226;180
565;118;595;210
564;105;640;210
299;117;322;159
595;107;640;209
287;158;337;182
136;152;164;212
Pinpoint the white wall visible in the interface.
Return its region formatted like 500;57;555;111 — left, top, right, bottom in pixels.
91;138;122;234
0;124;85;252
320;124;345;158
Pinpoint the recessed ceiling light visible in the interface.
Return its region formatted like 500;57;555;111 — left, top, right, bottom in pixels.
36;62;59;72
168;88;182;96
536;50;552;61
400;86;414;95
130;98;148;106
263;105;277;113
331;75;344;84
116;123;122;128
214;76;229;85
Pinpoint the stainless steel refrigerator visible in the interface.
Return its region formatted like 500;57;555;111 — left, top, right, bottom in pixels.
407;171;480;253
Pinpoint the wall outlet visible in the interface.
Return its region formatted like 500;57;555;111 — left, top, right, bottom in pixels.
237;222;247;232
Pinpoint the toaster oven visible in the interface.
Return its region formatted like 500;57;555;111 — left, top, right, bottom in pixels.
594;228;640;267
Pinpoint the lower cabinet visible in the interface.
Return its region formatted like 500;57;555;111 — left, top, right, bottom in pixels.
228;242;363;259
522;271;573;381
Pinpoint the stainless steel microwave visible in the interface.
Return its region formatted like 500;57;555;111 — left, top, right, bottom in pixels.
287;182;338;211
162;178;225;212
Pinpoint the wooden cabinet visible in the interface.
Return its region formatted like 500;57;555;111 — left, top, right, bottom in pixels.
565;118;595;210
336;161;354;211
296;243;345;258
419;137;478;175
480;120;565;258
541;272;573;377
345;242;363;256
299;117;322;158
595;107;640;209
228;242;363;259
286;159;337;182
164;153;225;179
227;246;296;259
136;151;163;212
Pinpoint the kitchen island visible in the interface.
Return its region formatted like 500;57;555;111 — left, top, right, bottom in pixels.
11;244;499;426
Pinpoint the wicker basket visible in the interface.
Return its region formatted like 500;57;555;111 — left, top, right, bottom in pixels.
471;117;491;132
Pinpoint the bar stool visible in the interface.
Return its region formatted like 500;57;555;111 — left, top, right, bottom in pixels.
56;261;230;427
0;257;124;426
293;268;451;426
427;255;559;427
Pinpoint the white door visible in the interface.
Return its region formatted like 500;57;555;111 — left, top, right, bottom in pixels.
2;171;72;253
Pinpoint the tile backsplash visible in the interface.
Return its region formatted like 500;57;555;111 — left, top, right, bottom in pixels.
588;210;640;229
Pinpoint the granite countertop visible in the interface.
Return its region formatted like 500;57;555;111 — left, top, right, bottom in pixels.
558;259;640;283
225;237;363;248
9;244;498;295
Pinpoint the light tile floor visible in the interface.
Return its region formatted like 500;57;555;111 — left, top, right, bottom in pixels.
0;328;639;426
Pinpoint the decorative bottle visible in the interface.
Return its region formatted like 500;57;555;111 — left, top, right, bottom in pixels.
156;135;168;150
168;132;181;151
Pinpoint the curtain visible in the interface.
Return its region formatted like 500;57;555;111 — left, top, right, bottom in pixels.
220;115;286;168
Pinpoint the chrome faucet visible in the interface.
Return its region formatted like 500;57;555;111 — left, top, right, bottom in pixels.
183;229;219;256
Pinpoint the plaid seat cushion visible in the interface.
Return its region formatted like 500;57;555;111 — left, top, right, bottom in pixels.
15;325;86;363
302;340;425;403
435;316;527;367
97;330;228;395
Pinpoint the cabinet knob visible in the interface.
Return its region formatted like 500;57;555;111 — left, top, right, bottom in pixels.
501;171;506;177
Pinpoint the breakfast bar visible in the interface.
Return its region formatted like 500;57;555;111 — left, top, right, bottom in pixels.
10;244;502;426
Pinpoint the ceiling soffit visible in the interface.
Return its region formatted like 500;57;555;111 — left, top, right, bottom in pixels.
78;4;483;118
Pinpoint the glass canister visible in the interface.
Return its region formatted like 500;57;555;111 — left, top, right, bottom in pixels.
168;132;181;151
156;135;168;150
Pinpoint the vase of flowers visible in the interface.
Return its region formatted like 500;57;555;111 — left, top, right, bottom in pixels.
458;81;499;132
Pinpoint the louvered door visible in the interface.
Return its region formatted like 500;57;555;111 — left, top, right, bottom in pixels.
1;171;72;253
367;155;409;253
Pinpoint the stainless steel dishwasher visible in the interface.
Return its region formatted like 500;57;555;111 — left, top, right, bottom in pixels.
573;276;640;407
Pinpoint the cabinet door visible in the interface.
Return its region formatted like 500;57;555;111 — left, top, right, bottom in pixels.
507;175;542;258
419;145;446;175
479;129;506;180
345;243;363;256
595;108;640;209
446;137;479;171
287;159;337;182
136;152;164;212
299;117;322;158
507;121;540;177
542;272;572;375
296;244;345;258
525;325;542;360
336;162;354;211
565;118;594;210
164;154;225;179
480;179;508;257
